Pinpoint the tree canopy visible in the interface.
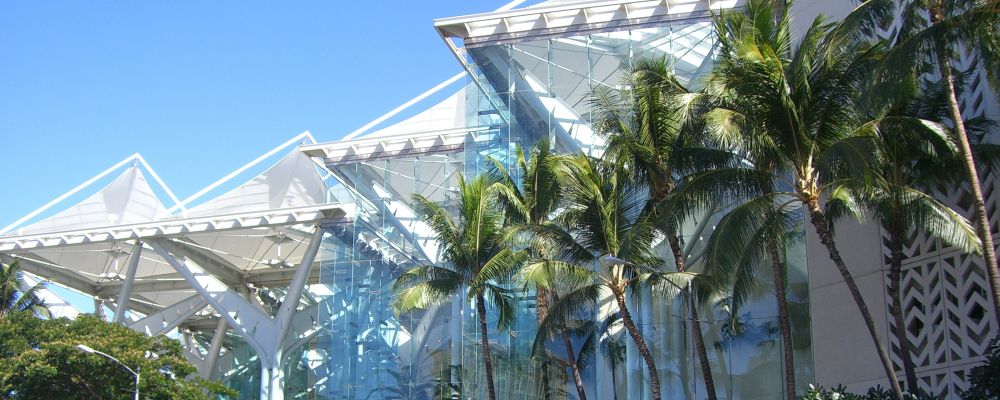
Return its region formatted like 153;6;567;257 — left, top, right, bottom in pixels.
0;312;235;399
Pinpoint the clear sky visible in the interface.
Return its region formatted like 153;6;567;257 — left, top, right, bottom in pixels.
0;1;508;227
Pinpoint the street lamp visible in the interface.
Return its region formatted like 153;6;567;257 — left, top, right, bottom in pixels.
76;344;140;400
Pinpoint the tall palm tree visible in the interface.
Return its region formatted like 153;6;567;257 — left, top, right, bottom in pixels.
590;56;729;400
489;141;589;400
0;261;50;320
525;154;697;400
391;174;527;400
696;189;801;398
881;0;1000;324
707;1;906;398
826;76;991;392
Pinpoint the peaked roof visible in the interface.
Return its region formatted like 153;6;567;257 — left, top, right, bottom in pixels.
15;165;167;236
186;150;327;218
356;87;469;140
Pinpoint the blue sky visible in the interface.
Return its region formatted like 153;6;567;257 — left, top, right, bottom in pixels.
0;1;507;227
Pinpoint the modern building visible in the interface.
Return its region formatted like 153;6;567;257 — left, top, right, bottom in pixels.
2;1;996;399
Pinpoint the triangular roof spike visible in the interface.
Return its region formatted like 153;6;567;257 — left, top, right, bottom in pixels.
354;87;470;141
13;165;169;236
165;132;316;215
341;72;467;141
1;153;181;236
185;149;327;218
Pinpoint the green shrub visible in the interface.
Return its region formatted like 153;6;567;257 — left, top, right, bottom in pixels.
963;337;1000;399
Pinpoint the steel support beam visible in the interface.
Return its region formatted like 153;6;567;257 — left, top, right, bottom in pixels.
113;241;142;323
244;265;323;287
155;239;245;286
181;332;208;373
1;254;97;294
98;279;192;298
128;294;209;336
203;318;228;380
150;239;274;361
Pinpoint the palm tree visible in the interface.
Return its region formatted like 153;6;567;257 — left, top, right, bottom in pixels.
707;1;906;398
597;316;627;400
825;76;989;393
590;56;729;400
391;174;527;400
665;77;801;399
524;154;697;400
696;189;801;398
0;261;49;320
489;141;589;400
881;0;1000;324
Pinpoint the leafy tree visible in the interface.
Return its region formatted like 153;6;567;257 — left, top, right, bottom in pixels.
0;312;235;399
707;0;906;397
391;173;527;400
0;261;49;320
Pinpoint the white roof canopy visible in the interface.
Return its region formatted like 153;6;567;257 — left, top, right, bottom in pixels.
0;144;347;322
16;165;168;236
435;0;741;44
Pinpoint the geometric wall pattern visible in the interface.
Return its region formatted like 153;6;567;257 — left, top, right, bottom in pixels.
878;47;1000;399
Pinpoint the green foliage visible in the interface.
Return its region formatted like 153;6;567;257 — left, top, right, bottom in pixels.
0;261;49;320
801;385;928;400
964;337;1000;399
392;173;528;331
0;312;236;399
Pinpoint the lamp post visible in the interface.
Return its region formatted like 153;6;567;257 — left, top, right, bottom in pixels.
76;344;140;400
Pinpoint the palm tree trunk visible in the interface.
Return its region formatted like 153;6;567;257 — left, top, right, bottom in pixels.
550;288;588;400
930;23;1000;327
668;234;718;400
476;293;498;400
612;290;661;400
767;244;797;399
886;220;919;393
687;297;717;400
537;288;553;400
611;366;619;400
804;196;905;400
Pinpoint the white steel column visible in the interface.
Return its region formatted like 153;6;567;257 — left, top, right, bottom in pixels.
113;241;142;323
150;226;325;400
202;318;228;380
94;298;106;321
149;240;274;360
263;227;324;400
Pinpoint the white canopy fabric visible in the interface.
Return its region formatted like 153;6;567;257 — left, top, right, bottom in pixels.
0;147;343;315
186;150;327;218
357;87;469;140
15;165;167;236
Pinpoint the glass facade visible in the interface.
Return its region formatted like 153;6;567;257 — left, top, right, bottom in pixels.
457;18;814;400
209;12;813;400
